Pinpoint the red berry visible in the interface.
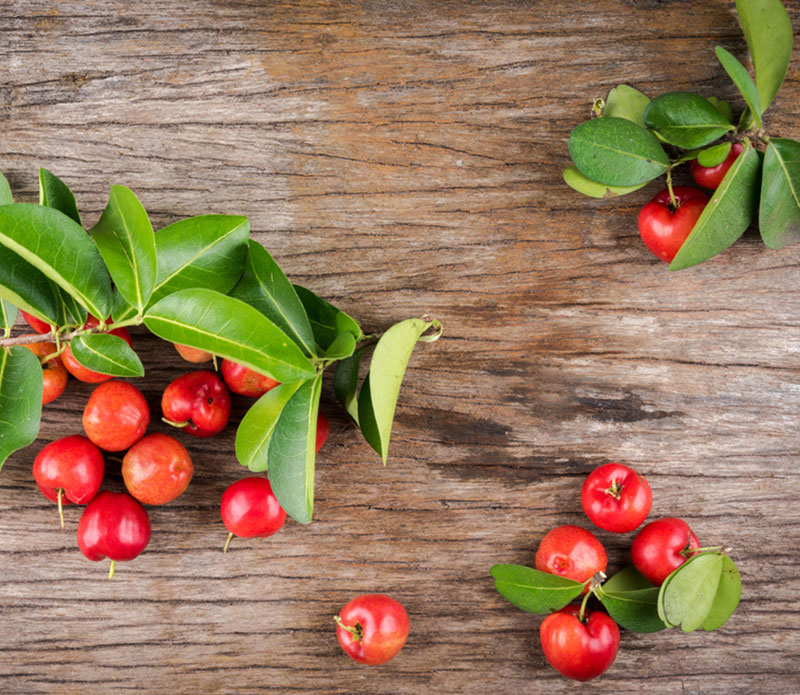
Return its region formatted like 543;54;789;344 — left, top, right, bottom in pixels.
20;310;54;334
62;316;133;383
581;462;652;533
535;525;607;590
690;143;744;190
221;359;279;398
336;594;410;666
82;380;150;451
174;343;213;363
21;336;68;405
631;517;700;586
122;433;193;505
315;412;329;454
220;477;286;550
161;370;231;437
637;186;709;263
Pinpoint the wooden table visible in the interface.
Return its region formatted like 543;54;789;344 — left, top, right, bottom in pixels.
2;1;799;693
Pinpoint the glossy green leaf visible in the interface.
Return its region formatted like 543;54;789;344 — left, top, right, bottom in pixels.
701;555;742;631
38;168;81;225
0;244;61;325
562;167;646;199
333;348;364;424
697;142;732;168
90;186;157;313
708;97;734;123
357;318;436;464
736;0;793;114
715;47;762;129
658;553;724;632
144;288;315;383
599;566;667;633
1;300;17;337
149;215;249;306
568;117;669;186
294;284;363;351
644;92;734;149
759;138;800;248
603;84;650;128
229;240;316;357
0;204;111;319
323;331;356;360
0;171;13;205
267;374;322;524
490;564;584;614
670;142;761;270
0;346;43;471
235;381;304;472
69;333;144;378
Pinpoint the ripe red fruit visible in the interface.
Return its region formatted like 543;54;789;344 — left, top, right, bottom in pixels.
82;380;150;451
540;605;620;681
174;343;213;363
581;462;652;533
20;310;54;334
535;525;607;590
631;517;700;586
62;316;133;383
161;370;231;437
316;412;329;453
122;433;193;505
690;143;744;190
221;359;279;398
335;594;410;666
77;490;151;578
21;336;68;405
32;434;104;528
220;477;286;552
637;186;709;263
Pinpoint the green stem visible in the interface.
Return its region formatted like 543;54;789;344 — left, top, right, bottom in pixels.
223;532;234;553
108;560;116;580
578;589;592;623
57;488;65;530
333;615;363;642
666;166;677;209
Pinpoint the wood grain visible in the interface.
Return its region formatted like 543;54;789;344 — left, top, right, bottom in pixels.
1;1;799;693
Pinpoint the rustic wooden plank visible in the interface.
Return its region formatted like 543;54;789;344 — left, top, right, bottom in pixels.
1;0;799;693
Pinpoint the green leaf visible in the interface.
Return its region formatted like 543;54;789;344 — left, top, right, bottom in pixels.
149;215;249;306
90;186;157;313
0;245;61;324
644;92;734;149
294;284;363;351
0;204;111;320
68;333;144;378
357;318;436;464
736;0;793;114
715;46;762;129
658;553;724;632
323;331;356;360
603;84;650;128
568;117;669;186
490;564;585;614
0;346;43;471
562;167;646;199
267;374;322;524
1;300;17;337
144;288;315;383
0;171;13;205
235;381;304;472
759;138;800;248
599;566;667;633
38;168;81;225
670;142;761;270
229;240;316;357
697;142;732;168
701;555;742;631
708;97;734;123
333;348;364;424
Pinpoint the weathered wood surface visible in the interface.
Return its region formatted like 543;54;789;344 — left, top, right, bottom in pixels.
1;1;799;693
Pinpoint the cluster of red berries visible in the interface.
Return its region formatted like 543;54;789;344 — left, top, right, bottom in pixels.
534;463;701;681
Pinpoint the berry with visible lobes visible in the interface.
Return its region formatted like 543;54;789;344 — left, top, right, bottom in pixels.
631;517;700;586
220;477;286;552
535;525;607;590
122;433;193;505
221;359;279;398
82;380;150;452
21;336;68;405
581;462;652;533
690;143;744;190
174;343;213;363
161;370;231;438
62;316;133;383
637;187;709;263
335;594;410;666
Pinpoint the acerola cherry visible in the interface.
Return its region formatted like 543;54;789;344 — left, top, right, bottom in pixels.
690;143;744;190
32;434;104;528
174;343;213;363
631;517;700;586
335;594;410;666
581;462;652;533
20;310;54;334
21;336;68;405
62;316;133;383
637;186;709;263
161;370;231;437
83;380;150;451
316;412;329;453
221;359;279;398
122;433;193;505
220;477;286;552
535;525;607;590
77;490;151;578
540;605;620;681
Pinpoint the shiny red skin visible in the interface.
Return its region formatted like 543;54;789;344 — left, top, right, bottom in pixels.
77;491;151;562
631;517;700;586
83;380;150;452
221;359;279;398
20;310;54;334
581;463;652;533
62;316;133;383
22;336;68;405
122;433;193;505
336;594;410;666
174;343;213;363
220;477;286;539
315;412;329;453
161;370;231;437
637;187;709;263
536;525;607;591
690;143;744;190
540;605;620;681
32;434;104;506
